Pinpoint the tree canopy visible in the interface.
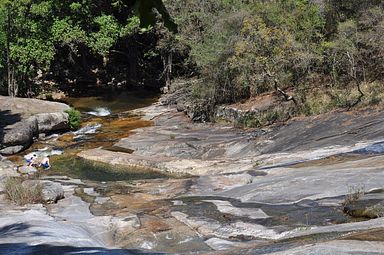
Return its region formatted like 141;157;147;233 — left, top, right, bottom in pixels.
0;0;383;122
0;0;176;96
161;0;384;117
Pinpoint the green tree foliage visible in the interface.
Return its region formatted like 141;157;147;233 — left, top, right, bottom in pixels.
65;107;81;130
0;0;176;97
163;0;383;111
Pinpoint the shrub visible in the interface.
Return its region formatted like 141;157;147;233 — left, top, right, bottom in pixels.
3;177;43;205
342;185;365;207
65;108;81;130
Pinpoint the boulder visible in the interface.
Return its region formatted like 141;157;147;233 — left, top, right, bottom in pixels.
0;95;70;117
18;166;38;175
0;96;71;155
0;145;27;155
22;180;64;203
35;112;69;133
0;160;18;193
0;116;38;155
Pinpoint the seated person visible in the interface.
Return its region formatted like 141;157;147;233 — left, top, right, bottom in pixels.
26;154;37;166
39;155;51;170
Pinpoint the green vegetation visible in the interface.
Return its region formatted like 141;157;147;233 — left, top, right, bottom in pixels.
3;177;43;205
342;185;365;207
51;155;171;182
160;0;384;124
0;0;176;96
0;0;383;127
65;108;81;130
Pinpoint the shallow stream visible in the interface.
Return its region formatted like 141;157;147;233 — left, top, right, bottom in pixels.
12;88;160;180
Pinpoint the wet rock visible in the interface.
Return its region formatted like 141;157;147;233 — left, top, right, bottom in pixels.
205;237;243;251
171;211;280;240
35;112;69;133
22;180;64;203
203;200;270;219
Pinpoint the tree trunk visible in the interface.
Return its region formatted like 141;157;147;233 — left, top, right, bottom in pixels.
165;52;172;90
128;46;138;85
6;5;14;97
346;51;364;108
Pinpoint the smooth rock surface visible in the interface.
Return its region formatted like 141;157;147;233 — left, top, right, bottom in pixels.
0;117;38;154
0;96;70;155
218;155;384;204
203;200;270;219
35;112;69;133
22;180;64;203
81;105;384;177
265;240;384;255
0;95;70;117
17;166;38;175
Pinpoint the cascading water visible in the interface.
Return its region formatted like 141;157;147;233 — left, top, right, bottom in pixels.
73;123;102;139
86;107;111;117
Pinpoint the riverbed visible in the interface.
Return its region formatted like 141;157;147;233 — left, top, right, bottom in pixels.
3;90;384;254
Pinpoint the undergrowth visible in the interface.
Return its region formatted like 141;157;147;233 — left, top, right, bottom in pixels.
3;177;43;205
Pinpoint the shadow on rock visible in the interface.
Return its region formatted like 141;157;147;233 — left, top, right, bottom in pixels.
0;223;163;254
0;243;163;255
0;110;22;143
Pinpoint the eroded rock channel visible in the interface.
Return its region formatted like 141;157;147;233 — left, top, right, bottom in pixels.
1;92;384;254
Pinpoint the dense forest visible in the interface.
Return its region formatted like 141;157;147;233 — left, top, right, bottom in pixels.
0;0;383;123
0;0;177;96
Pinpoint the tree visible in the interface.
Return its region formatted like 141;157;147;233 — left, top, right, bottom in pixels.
0;0;177;96
0;0;56;96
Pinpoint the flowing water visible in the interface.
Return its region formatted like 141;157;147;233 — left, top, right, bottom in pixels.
12;88;160;180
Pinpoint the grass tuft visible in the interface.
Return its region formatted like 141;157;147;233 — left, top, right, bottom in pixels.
3;177;44;205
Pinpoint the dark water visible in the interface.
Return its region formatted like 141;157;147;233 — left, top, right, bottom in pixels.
172;196;354;232
62;88;159;114
353;141;384;154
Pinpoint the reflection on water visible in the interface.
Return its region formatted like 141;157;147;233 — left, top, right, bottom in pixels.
62;88;159;114
50;156;170;182
60;88;157;156
174;196;354;230
10;88;159;182
353;141;384;154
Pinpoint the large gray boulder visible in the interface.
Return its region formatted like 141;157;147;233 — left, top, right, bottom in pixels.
35;112;69;133
22;180;64;203
0;116;38;155
0;96;71;155
0;145;27;155
0;95;69;117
